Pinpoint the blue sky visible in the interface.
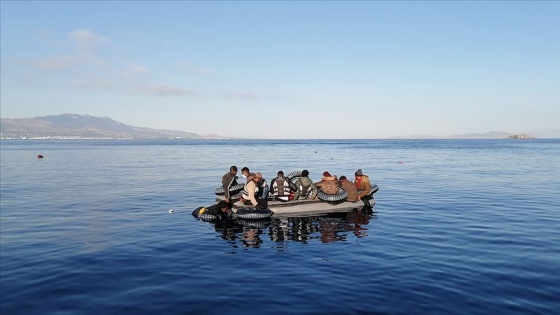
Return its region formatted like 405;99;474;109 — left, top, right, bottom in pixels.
1;1;558;139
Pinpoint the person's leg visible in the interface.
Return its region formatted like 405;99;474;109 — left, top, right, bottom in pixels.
362;195;373;207
257;198;268;209
260;186;270;199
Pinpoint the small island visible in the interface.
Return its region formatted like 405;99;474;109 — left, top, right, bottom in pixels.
508;134;535;139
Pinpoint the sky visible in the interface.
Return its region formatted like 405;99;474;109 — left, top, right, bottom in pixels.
1;1;558;139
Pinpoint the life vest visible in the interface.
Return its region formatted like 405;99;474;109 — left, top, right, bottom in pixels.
298;180;312;197
242;181;259;199
272;177;291;197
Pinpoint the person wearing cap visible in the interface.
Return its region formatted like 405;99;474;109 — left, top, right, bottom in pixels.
222;165;239;204
270;170;297;201
240;173;269;209
354;169;373;207
314;171;340;195
339;175;359;202
294;169;318;200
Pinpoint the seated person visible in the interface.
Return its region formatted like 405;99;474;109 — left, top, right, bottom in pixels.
315;171;340;195
270;170;297;201
192;200;231;219
294;169;318;200
240;173;268;209
241;166;251;182
256;173;270;199
339;175;359;202
241;166;269;199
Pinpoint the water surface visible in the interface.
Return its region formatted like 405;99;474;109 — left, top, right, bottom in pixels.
1;139;559;314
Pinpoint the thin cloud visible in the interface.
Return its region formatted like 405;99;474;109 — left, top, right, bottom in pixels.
222;91;263;100
140;84;198;96
118;62;149;77
69;29;109;54
72;79;115;90
178;61;211;76
25;55;78;71
21;29;109;72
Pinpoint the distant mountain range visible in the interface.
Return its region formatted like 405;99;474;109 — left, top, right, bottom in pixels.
392;129;559;139
0;114;228;139
0;114;558;139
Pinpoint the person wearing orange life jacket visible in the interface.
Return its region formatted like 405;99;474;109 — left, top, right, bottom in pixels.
354;168;374;207
270;170;297;201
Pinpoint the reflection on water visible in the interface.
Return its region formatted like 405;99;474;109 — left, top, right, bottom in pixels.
198;207;377;251
269;207;376;244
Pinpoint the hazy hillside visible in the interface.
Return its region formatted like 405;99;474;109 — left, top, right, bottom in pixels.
0;114;225;139
1;114;558;139
393;130;559;139
447;131;513;139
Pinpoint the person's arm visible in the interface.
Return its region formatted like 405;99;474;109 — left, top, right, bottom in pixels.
309;184;318;199
293;179;301;199
288;178;297;192
223;174;236;201
269;178;276;195
363;177;372;195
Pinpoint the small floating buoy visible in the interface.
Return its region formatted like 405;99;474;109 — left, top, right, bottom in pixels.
168;209;174;214
37;155;44;159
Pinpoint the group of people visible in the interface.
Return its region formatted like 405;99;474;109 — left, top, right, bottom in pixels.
222;166;375;208
312;169;374;207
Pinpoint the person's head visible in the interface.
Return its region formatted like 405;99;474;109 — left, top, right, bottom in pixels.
339;175;347;181
247;172;256;181
323;171;331;177
277;170;284;177
254;172;263;182
230;165;238;174
217;200;230;212
301;169;309;177
354;169;363;177
241;167;250;177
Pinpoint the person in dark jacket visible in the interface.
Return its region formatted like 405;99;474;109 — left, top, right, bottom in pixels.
192;200;231;219
222;165;238;204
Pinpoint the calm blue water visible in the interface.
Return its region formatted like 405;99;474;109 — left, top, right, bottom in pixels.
1;139;559;315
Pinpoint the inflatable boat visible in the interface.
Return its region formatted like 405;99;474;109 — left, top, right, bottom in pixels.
216;184;379;218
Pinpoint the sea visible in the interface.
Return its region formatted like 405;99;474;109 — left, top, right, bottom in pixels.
1;139;559;315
